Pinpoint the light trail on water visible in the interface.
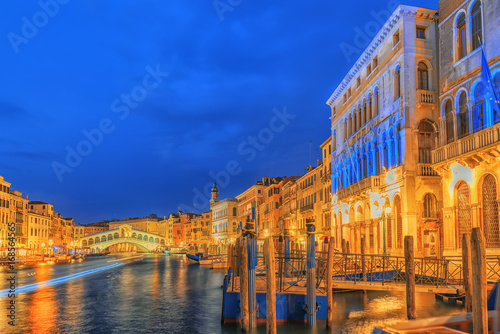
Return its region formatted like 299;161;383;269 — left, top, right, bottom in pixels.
0;262;124;297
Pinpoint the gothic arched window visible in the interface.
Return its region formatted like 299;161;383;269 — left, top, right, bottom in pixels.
458;91;470;138
472;83;485;133
482;174;499;248
471;0;483;51
445;100;454;143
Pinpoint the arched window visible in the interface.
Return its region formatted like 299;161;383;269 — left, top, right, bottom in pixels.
101;235;106;242
471;0;483;51
108;234;113;240
373;87;379;117
344;118;348;141
114;232;119;239
395;196;403;249
473;83;485;132
423;193;437;218
494;73;500;124
367;93;372;119
456;181;471;248
233;207;237;216
89;238;94;245
458;91;470;138
456;13;466;60
95;237;100;243
445;100;454;143
418;120;434;163
363;100;368;124
482;174;499;248
418;62;429;90
82;240;87;247
394;65;401;100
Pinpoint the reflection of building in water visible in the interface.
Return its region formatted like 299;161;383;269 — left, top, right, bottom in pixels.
327;4;440;257
433;0;500;256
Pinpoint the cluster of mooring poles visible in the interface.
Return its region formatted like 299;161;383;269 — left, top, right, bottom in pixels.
226;219;488;334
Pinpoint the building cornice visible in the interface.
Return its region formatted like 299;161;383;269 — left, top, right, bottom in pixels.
326;5;437;107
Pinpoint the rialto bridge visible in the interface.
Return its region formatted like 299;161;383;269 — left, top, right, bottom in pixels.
79;224;166;253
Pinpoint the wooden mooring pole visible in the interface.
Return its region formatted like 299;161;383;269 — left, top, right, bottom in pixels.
326;237;334;329
361;236;366;282
264;237;276;334
342;238;346;254
462;233;472;313
240;239;249;332
404;236;416;320
471;227;487;334
306;219;316;327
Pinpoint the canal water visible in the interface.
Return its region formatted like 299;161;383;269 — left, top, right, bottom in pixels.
1;254;463;334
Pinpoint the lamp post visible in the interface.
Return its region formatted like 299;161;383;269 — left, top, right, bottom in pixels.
41;242;45;259
49;240;53;256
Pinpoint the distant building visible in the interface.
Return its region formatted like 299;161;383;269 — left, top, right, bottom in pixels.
328;5;439;256
210;182;238;253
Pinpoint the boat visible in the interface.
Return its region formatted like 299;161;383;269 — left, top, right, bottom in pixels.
199;258;213;265
373;281;500;333
186;253;203;264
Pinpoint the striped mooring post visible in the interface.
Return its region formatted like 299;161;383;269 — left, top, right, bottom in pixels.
284;228;291;278
306;219;316;327
245;218;257;330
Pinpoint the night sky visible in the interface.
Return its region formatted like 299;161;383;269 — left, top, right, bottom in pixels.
0;0;437;224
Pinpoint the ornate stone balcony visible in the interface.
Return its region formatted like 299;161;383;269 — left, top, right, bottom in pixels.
417;89;436;106
432;122;500;169
337;175;380;201
417;163;439;177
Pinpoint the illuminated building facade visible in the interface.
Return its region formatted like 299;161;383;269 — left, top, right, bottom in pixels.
433;0;500;255
328;5;439;256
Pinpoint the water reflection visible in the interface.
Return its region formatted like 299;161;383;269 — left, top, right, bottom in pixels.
1;255;463;334
27;264;59;333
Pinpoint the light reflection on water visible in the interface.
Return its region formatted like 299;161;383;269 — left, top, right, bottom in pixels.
0;255;463;334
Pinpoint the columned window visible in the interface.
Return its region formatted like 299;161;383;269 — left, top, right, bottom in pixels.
418;62;429;91
482;174;500;248
458;91;470;138
471;0;483;51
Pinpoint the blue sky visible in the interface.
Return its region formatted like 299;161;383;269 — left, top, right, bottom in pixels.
0;0;438;224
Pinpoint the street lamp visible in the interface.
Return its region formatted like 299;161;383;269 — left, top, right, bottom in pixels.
41;242;45;259
49;240;53;255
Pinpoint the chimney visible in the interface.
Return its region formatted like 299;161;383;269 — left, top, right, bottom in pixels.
317;159;321;167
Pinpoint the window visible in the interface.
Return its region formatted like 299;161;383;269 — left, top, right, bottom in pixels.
348;88;352;99
456;13;466;61
416;27;425;39
373;87;379;117
373;57;378;68
394;65;401;100
418;120;434;163
357;77;361;88
458;91;470;138
423;193;437;218
473;83;485;132
471;0;482;51
417;62;429;91
482;174;499;248
445;100;454;143
393;31;400;46
367;64;372;75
